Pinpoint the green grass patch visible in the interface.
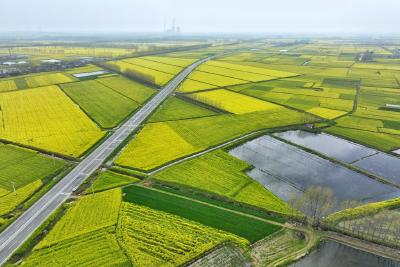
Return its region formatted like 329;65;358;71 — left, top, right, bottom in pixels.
148;96;217;123
123;185;282;242
96;75;155;103
14;78;28;89
0;144;65;190
322;78;359;88
87;171;140;193
61;79;139;128
0;144;66;216
151;182;285;223
383;119;400;130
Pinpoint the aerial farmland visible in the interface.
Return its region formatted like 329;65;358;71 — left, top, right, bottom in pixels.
0;1;400;266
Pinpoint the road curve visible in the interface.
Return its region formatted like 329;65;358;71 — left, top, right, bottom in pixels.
0;56;211;266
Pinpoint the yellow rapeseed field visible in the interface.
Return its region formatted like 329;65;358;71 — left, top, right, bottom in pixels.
143;56;197;67
186;71;248;87
307;107;347;119
177;79;216;92
36;188;121;249
0;180;42;216
123;58;182;74
0;85;104;157
189;89;283;114
116;123;197;170
0;80;18;92
25;73;76;88
205;60;298;77
118;202;247;266
197;64;274;82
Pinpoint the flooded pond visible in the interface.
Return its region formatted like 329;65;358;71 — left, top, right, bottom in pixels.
290;240;400;267
229;135;400;205
353;153;400;185
274;130;400;185
273;130;377;163
73;70;108;78
41;59;61;63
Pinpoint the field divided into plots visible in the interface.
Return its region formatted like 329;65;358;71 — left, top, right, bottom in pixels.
177;60;298;93
115;108;315;170
235;78;356;120
104;55;197;86
154;150;291;215
188;89;283;114
325;86;400;151
21;185;257;267
0;144;66;218
6;41;400;267
118;201;247;266
61;78;140;128
123;185;281;242
0;72;76;91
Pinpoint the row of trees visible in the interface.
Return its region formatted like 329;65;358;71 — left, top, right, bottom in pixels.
289;186;400;247
336;209;400;247
97;61;155;85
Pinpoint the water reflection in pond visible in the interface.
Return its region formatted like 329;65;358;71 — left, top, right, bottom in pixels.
274;130;400;185
274;130;377;163
229;135;400;206
290;240;400;267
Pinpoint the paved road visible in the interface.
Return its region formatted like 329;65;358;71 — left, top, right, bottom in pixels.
0;57;211;266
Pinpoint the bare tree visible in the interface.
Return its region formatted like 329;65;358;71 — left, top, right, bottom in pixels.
297;186;336;226
287;192;304;220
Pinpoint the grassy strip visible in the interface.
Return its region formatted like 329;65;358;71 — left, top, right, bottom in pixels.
325;198;400;224
7;205;67;264
123;185;282;243
150;181;285;223
109;166;148;179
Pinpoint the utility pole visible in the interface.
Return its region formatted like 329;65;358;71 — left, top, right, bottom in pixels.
11;181;16;195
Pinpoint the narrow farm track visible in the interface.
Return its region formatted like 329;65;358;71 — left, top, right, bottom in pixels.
139;185;321;266
135;184;286;227
267;228;317;267
145;185;400;265
0;56;213;266
322;231;400;262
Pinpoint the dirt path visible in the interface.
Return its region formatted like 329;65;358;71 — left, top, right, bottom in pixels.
267;228;318;266
138;185;400;265
322;231;400;261
137;184;286;228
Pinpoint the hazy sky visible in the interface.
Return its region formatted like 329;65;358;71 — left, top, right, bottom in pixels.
1;0;399;34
